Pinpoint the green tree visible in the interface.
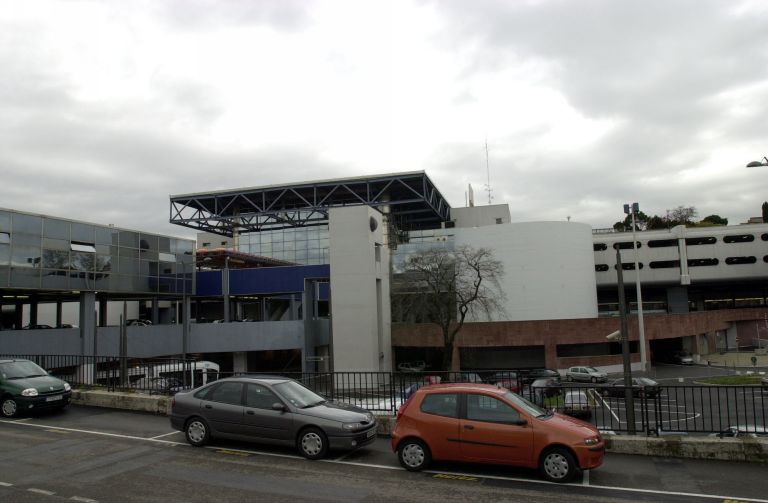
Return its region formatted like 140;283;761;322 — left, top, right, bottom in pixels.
700;214;728;226
666;206;697;226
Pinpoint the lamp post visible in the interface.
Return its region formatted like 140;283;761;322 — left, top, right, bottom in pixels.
624;203;648;372
746;156;768;168
613;246;637;434
223;255;231;323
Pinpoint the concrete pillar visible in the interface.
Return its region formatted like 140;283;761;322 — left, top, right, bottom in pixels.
152;297;159;324
78;292;97;356
13;301;23;329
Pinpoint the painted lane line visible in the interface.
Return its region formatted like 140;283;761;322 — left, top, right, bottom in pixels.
0;419;186;446
150;431;183;440
3;419;767;503
28;488;56;496
0;482;12;487
582;469;589;486
70;496;98;502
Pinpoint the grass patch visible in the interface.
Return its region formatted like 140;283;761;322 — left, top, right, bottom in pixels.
695;375;763;385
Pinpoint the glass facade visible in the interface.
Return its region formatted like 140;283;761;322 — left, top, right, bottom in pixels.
238;224;330;265
391;228;455;273
0;209;194;295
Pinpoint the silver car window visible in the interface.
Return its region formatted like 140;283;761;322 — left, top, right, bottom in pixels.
208;382;243;405
246;384;280;410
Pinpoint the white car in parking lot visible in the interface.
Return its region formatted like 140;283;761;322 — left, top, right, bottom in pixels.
565;366;608;383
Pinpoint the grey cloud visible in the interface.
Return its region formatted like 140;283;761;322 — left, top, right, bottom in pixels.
153;0;312;31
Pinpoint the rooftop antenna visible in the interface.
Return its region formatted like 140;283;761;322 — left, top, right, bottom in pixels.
484;138;493;205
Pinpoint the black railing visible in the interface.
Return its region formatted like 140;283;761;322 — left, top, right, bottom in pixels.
3;355;766;435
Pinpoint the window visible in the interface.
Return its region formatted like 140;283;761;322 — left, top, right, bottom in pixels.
202;242;211;248
723;234;755;244
495;218;503;224
620;262;643;270
0;232;9;245
420;393;458;418
158;252;176;262
465;394;521;424
725;256;757;265
686;236;716;246
649;260;680;269
208;382;243;405
595;264;609;272
688;258;718;267
613;241;641;249
648;239;677;248
593;243;607;251
71;242;96;253
246;384;280;409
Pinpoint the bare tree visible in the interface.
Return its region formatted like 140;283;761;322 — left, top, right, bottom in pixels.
393;245;505;371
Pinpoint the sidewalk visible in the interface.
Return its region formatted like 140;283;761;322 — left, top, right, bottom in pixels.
700;350;768;370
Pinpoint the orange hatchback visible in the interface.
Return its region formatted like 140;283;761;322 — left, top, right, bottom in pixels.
390;383;604;483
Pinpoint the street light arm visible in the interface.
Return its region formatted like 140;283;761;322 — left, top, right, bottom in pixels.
746;157;768;168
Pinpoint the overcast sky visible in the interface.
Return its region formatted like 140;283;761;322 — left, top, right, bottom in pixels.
2;0;767;238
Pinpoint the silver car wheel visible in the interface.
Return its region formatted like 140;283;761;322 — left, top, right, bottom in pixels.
187;420;206;444
543;452;570;480
1;399;17;418
301;432;323;456
401;443;425;468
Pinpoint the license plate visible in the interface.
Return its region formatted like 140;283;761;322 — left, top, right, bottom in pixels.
366;428;376;438
45;395;63;402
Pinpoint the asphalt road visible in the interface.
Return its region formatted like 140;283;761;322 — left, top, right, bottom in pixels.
1;406;767;503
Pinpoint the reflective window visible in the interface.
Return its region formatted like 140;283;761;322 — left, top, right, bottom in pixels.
96;255;112;272
208;382;243;405
42;249;69;269
43;218;70;239
0;241;9;265
0;211;9;232
71;251;95;271
10;267;40;287
119;230;140;248
71;223;95;243
11;245;41;268
95;227;119;245
71;242;96;253
41;270;69;289
465;394;521;424
12;213;41;235
119;257;139;274
245;384;280;410
43;238;69;251
420;393;458;418
140;234;158;251
0;232;9;245
158;252;176;262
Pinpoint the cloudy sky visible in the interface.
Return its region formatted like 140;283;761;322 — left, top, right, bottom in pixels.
2;0;767;237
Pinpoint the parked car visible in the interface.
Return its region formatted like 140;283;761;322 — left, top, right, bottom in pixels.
672;351;694;365
391;383;604;483
709;425;768;438
762;376;768;389
562;391;592;419
601;377;660;398
170;376;377;459
22;324;53;330
485;371;520;393
0;359;72;418
528;378;562;404
126;319;153;327
397;361;426;372
133;377;184;395
565;366;608;383
521;368;561;385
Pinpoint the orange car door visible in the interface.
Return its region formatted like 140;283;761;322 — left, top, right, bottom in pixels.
459;393;533;465
416;392;462;461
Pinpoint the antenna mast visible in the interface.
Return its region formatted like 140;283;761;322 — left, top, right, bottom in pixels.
484;139;493;205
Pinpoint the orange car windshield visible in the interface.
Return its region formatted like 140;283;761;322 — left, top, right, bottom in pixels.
504;391;549;418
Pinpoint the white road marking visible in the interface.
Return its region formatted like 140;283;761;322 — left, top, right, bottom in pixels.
70;496;98;502
150;431;183;439
28;488;55;496
0;481;12;487
3;418;767;502
582;469;589;486
594;390;621;422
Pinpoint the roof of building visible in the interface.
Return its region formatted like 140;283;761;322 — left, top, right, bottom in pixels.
169;171;451;236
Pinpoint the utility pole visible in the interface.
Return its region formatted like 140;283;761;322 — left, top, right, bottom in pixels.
616;247;637;434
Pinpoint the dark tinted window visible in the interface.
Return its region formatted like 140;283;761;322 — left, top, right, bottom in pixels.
420;393;458;418
723;234;754;244
686;236;716;245
613;241;641;250
649;260;679;269
593;243;607;251
246;383;280;409
208;382;243;405
465;394;521;424
595;264;609;272
688;258;718;267
647;239;677;248
725;256;757;265
620;262;643;270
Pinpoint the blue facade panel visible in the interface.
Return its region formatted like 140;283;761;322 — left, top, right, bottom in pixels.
196;265;330;297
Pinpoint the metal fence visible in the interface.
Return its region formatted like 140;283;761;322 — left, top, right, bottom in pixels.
3;355;766;436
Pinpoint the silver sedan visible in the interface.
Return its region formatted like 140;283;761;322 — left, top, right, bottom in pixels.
170;376;377;459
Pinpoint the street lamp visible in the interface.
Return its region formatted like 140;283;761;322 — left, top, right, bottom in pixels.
746;156;768;168
623;203;648;372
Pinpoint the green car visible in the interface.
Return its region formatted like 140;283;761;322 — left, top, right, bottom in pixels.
0;359;72;418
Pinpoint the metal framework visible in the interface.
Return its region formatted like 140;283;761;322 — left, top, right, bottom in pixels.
169;171;451;237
